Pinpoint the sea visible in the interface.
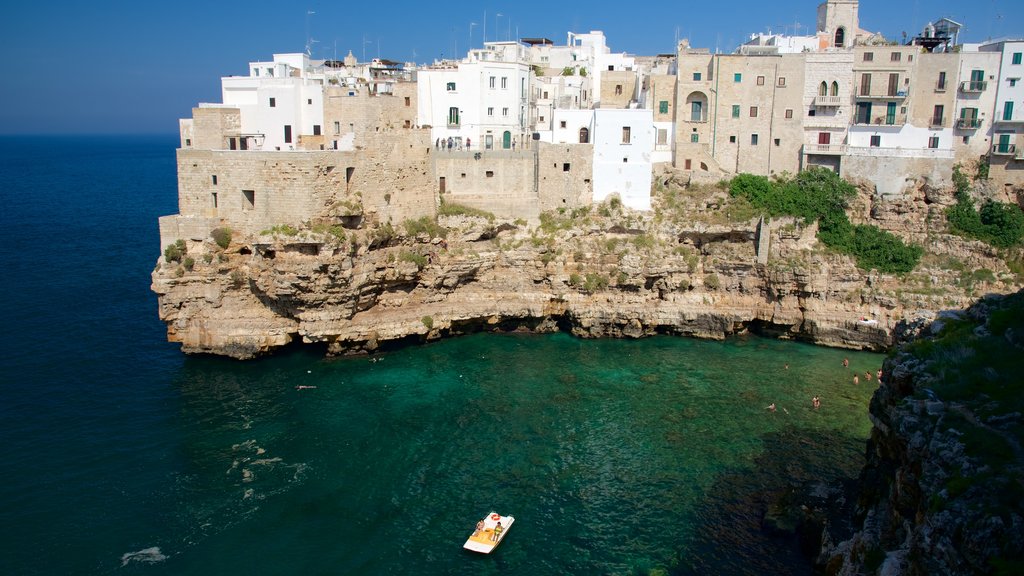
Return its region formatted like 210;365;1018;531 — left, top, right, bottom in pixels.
0;135;883;575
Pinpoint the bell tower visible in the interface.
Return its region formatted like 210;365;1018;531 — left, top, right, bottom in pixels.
817;0;860;48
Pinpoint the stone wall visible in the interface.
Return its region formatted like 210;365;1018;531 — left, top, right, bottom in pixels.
323;82;418;150
537;143;594;212
169;129;435;242
190;107;241;150
600;71;636;109
841;153;954;197
434;149;538;220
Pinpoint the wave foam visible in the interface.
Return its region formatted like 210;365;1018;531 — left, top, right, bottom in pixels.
120;546;167;566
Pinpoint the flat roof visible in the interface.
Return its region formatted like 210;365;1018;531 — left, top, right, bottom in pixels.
521;38;554;45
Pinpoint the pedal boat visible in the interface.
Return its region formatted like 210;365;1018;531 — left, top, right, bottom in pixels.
463;512;514;553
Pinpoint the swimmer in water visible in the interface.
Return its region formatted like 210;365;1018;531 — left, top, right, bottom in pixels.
812;396;821;409
767;403;776;412
296;385;317;390
853;374;860;385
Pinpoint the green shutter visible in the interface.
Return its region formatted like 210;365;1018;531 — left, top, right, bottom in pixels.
1013;53;1022;65
690;133;699;143
1005;101;1015;121
734;73;742;82
732;105;740;118
659;101;669;114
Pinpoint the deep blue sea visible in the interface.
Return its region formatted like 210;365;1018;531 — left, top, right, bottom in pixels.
0;135;883;575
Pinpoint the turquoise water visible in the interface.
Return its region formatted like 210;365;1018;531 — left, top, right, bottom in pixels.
0;136;883;574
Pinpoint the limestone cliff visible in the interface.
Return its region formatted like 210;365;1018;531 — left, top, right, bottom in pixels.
151;176;1023;359
822;290;1024;575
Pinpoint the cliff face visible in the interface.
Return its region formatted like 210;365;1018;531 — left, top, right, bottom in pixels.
151;179;1021;359
823;291;1024;575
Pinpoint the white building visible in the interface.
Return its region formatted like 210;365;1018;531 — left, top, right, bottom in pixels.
417;42;531;150
592;108;655;210
982;40;1024;158
220;53;325;151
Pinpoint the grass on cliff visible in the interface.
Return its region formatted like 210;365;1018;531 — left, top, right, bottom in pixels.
437;200;496;221
946;165;1024;249
729;168;922;274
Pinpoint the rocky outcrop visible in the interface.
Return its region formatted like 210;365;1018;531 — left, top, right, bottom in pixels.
152;182;1021;359
822;291;1024;575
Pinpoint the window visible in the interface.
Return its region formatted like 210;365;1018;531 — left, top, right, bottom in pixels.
931;105;944;126
615;84;623;95
693;72;702;81
870;135;881;147
831;81;839;96
501;77;508;89
860;73;871;96
269;97;276;107
818;132;831;145
487;107;494;116
313;124;321;136
334;121;340;134
657;129;668;145
928;136;939;149
886;102;897;125
729;135;736;143
659;100;669;114
559;120;567;128
448;107;460;126
890;52;901;62
242;190;255;210
211;175;218;185
819;81;828;96
888;73;900;96
1013;52;1022;65
856;102;872;124
405;96;411;107
229;137;236;150
785;109;793;119
834;27;845;47
486;171;494;178
211;192;217;208
863;52;874;62
690;133;699;143
731;105;740;118
685;159;692;169
1004;101;1014;121
502;107;509;117
734;73;742;82
307;98;313;105
284;125;292;143
579;127;589;143
489;76;495;88
778;77;786;87
563;163;570;172
757;76;765;86
963;136;970;144
446;82;456;91
750;106;758;117
621;126;631;143
1011;79;1019;87
774;138;780;146
750;134;758;145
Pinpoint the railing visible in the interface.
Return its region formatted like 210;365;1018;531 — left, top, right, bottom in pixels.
684;117;708;123
814;95;842;107
803;143;846;155
960;81;987;93
856;91;907;100
955;117;981;129
930;116;945;128
992;143;1017;155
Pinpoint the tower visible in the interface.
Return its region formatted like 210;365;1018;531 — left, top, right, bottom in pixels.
817;0;860;48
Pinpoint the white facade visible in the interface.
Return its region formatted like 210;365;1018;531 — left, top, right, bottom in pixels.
417;42;531;150
952;48;1000;160
221;53;324;151
982;40;1024;156
847;124;953;158
592;109;654;210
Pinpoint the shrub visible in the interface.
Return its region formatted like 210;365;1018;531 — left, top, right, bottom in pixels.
421;316;434;330
164;239;186;263
183;256;195;271
704;273;720;290
211;227;232;249
229;269;246;288
262;224;299;236
947;195;1024;249
437;201;495;220
202;253;213;264
399;250;427;269
403;216;448;239
312;223;346;242
582;273;609;293
568;273;582;286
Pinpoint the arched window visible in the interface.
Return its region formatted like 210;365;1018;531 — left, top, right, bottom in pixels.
830;81;839;96
579;127;590;143
819;82;828;96
834;27;845;47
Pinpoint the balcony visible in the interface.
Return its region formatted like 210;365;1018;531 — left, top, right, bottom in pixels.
959;81;987;93
803;143;846;155
814;95;843;107
992;143;1017;155
929;116;945;128
955;117;982;129
856;90;908;100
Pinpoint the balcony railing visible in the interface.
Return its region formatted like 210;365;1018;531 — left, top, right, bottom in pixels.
959;81;987;93
814;95;842;107
856;90;908;100
955;117;982;129
992;143;1017;155
803;143;846;155
929;116;945;128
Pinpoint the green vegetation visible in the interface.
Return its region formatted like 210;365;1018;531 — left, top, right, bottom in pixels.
562;66;575;76
704;273;720;290
399;250;427;269
229;269;246;288
183;256;195;271
531;64;543;77
311;222;346;242
164;239;186;263
568;273;582;286
582;273;609;293
946;165;1024;249
729;168;922;274
211;227;232;249
438;201;496;221
421;316;434;330
262;224;299;236
402;216;448;239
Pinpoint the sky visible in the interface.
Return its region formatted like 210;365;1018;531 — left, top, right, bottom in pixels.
2;0;1021;135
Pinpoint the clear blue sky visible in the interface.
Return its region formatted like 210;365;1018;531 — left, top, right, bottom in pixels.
2;0;1020;134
